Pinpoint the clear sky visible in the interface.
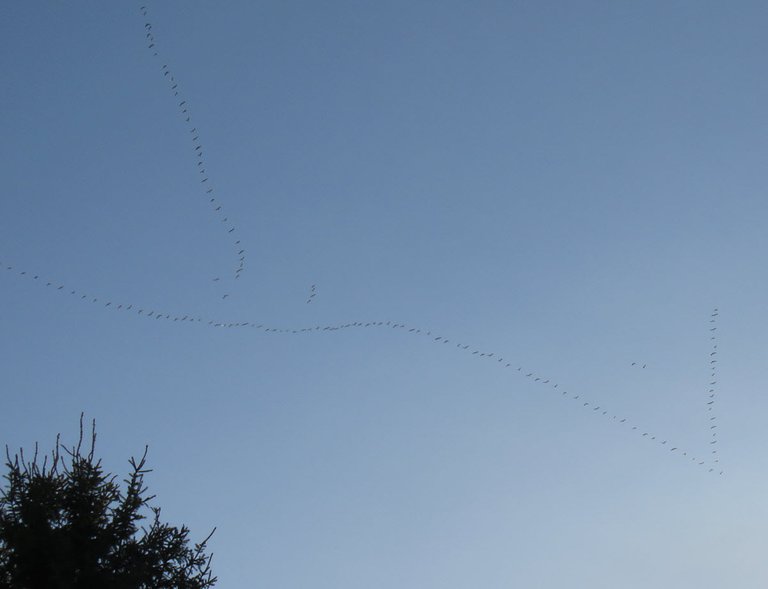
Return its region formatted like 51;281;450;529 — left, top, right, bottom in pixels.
2;1;768;587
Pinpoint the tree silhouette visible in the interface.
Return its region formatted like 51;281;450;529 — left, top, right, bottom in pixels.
0;417;216;589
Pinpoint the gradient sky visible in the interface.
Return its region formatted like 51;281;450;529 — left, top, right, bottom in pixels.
2;2;768;587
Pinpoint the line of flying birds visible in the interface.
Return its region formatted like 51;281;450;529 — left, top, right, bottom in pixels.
306;284;317;304
0;4;726;476
0;256;723;474
708;308;720;466
141;5;245;298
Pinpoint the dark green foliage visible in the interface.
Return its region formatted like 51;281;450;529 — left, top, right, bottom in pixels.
0;418;216;589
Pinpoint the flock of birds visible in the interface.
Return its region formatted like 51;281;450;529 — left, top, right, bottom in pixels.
141;5;245;298
306;284;317;304
0;255;724;475
708;309;721;467
0;3;725;476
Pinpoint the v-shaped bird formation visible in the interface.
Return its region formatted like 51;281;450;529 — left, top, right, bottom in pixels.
0;4;726;476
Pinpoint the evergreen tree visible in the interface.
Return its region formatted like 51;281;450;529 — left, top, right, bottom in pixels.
0;417;216;589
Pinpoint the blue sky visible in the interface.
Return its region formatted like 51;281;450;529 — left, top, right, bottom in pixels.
2;1;768;587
